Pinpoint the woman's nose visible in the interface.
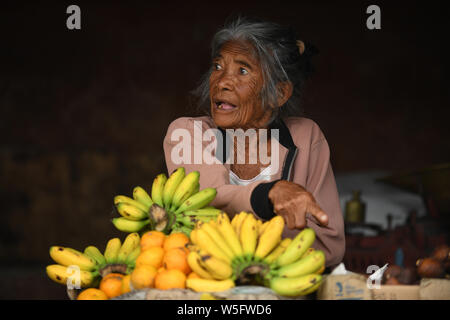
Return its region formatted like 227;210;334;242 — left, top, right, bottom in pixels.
217;73;234;91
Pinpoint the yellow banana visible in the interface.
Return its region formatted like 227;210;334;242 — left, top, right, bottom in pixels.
117;233;140;263
230;213;239;229
84;246;106;266
104;238;122;264
297;278;323;295
259;220;270;236
186;278;235;293
133;186;154;208
256;219;263;234
170;171;200;211
174;188;217;214
315;264;326;275
198;250;233;280
125;246;141;267
300;247;315;259
187;251;215;280
116;202;148;221
233;212;248;237
162;167;185;210
46;264;97;288
190;229;199;245
151;173;167;207
216;213;243;258
239;214;258;258
264;238;292;264
200;222;234;260
276;250;325;278
49;247;97;271
254;215;285;260
112;217;149;233
195;228;230;264
114;195;150;213
276;228;315;267
270;274;322;297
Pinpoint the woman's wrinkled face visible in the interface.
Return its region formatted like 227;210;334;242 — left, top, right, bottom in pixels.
209;40;272;129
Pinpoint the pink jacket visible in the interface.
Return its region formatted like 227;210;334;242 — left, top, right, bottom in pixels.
163;116;345;267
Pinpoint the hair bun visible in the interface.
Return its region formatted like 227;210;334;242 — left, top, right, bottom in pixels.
298;41;319;79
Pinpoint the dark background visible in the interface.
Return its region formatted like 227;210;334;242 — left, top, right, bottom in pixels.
1;1;449;299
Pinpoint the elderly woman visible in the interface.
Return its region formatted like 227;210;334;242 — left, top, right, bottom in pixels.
164;17;345;268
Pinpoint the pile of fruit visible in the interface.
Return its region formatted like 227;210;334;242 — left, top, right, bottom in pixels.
129;231;195;291
46;167;327;299
185;212;325;297
46;233;142;299
112;167;220;236
382;244;450;285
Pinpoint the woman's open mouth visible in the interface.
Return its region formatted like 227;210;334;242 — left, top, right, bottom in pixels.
215;101;238;111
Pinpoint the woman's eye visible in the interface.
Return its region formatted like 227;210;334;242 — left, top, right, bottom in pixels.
239;67;248;75
213;63;222;71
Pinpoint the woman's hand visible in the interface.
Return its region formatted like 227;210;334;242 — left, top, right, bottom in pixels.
268;180;329;229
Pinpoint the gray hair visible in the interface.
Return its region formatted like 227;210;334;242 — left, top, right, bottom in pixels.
192;16;318;124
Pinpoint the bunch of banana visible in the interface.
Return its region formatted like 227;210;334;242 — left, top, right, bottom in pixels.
112;167;219;236
186;212;325;296
46;233;141;289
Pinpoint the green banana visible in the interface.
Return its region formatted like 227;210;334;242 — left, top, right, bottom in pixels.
117;233;140;263
114;195;150;212
183;207;222;216
275;250;325;278
151;173;167;207
49;246;97;271
270;274;322;297
133;186;154;208
104;238;122;264
169;171;200;212
84;246;106;266
275;228;315;267
162;167;185;210
174;188;217;214
116;202;148;221
112;217;150;233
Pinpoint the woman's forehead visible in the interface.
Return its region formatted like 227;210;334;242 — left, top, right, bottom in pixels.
217;40;260;64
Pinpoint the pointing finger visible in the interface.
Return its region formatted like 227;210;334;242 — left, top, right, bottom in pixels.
308;203;329;226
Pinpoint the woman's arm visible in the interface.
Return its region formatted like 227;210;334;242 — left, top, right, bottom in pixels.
290;137;345;268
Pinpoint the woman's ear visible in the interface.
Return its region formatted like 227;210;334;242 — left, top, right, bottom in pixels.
276;81;293;108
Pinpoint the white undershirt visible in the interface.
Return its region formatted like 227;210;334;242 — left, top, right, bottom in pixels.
229;165;273;186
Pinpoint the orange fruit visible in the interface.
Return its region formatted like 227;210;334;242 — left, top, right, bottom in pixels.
163;232;189;251
157;267;165;273
162;247;191;275
121;274;132;295
102;273;124;281
77;288;108;300
135;246;165;269
130;265;157;289
154;269;186;290
187;272;201;279
99;274;124;299
141;231;166;250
